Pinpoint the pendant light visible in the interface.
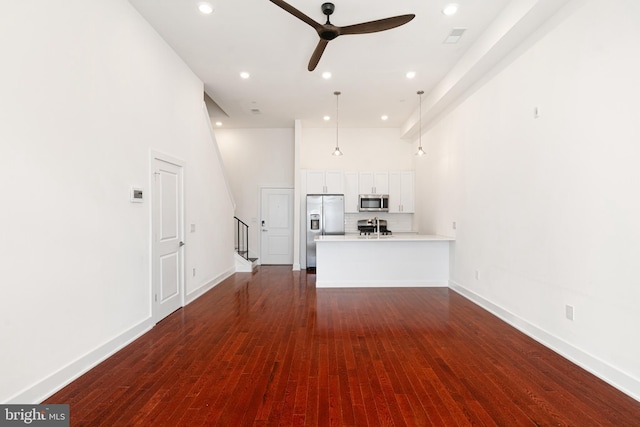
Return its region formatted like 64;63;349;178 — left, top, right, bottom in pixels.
332;91;343;156
416;90;426;156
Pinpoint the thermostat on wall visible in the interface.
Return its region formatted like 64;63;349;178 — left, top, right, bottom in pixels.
130;186;144;203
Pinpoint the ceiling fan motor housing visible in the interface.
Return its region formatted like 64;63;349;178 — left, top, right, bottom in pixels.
321;3;335;16
319;28;339;40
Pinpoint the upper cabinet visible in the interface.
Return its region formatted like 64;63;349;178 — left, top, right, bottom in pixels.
305;170;343;194
304;169;414;214
388;171;415;213
343;172;359;213
358;172;388;194
324;170;344;194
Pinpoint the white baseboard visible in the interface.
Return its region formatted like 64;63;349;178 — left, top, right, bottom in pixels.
185;266;235;305
449;280;640;403
8;318;154;404
10;268;236;404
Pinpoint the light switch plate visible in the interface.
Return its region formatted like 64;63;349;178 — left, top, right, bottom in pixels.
130;186;144;203
565;305;574;321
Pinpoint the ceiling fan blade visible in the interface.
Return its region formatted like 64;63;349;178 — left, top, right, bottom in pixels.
339;14;415;35
308;39;329;71
269;0;323;32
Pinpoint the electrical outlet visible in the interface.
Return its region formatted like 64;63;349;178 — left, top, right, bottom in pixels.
190;223;196;233
452;221;457;230
565;305;574;321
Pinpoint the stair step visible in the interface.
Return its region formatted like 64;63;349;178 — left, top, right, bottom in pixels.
236;251;258;263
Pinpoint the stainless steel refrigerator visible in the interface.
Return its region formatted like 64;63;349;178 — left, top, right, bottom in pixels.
306;194;345;269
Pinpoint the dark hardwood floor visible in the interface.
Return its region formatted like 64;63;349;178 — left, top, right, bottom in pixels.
46;266;640;426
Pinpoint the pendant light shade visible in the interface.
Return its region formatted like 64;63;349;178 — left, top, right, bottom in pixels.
416;90;425;156
332;91;343;156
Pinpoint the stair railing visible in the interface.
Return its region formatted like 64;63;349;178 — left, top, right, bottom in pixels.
234;216;250;260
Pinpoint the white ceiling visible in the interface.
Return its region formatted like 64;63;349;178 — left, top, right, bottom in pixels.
127;0;563;130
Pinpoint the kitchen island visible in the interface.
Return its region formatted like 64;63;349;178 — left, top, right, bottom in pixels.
314;234;454;288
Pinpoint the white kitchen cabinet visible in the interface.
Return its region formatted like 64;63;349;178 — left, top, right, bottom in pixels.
306;170;325;194
305;170;343;194
358;172;388;194
315;235;453;287
324;170;343;194
343;171;359;213
388;171;415;213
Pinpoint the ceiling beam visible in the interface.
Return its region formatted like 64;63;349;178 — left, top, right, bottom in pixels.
401;0;582;140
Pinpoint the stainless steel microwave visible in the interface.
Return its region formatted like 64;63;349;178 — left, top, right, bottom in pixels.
359;194;389;212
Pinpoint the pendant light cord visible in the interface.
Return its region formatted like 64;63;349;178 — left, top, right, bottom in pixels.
417;90;425;156
335;91;340;147
333;91;342;156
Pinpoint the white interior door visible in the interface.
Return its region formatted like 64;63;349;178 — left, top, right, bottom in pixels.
152;155;184;322
260;188;294;265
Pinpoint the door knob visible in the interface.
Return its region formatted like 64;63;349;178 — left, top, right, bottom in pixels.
179;241;185;247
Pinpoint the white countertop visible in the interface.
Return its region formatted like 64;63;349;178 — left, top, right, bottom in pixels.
315;234;455;242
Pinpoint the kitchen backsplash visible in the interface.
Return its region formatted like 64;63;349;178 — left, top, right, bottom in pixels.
345;213;414;233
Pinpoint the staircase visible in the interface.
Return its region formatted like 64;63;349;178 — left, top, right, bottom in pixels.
234;216;258;272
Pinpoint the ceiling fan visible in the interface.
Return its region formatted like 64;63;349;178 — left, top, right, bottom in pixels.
269;1;415;71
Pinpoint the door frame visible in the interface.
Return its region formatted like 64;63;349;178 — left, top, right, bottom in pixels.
259;186;294;265
150;151;186;323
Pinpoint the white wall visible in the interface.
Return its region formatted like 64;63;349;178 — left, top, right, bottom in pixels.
214;128;295;259
0;0;234;403
216;126;416;266
415;0;640;399
301;127;415;171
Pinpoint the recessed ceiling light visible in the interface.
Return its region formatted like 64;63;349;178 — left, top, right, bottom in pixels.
323;115;330;121
240;71;250;79
215;121;223;126
198;2;214;14
381;115;389;121
322;72;332;79
406;71;416;79
442;4;459;16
